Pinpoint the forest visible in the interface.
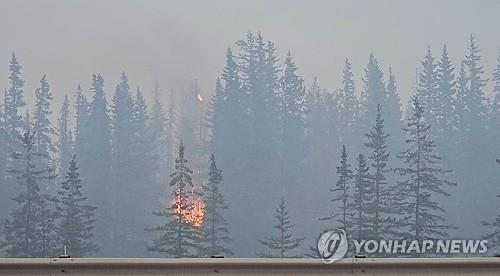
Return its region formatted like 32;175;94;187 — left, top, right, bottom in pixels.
0;31;499;258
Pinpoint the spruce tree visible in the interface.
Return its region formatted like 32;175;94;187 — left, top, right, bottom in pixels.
149;82;168;181
351;154;372;240
338;58;359;150
257;198;304;258
279;51;308;193
1;130;58;257
364;104;394;239
79;73;113;254
360;54;386;135
384;68;403;155
57;95;73;178
394;96;456;240
199;154;232;257
146;142;200;257
57;155;97;257
33;75;55;160
322;145;353;233
436;45;458;142
2;53;26;216
417;46;440;128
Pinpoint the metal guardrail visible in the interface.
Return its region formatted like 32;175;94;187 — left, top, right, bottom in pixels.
0;258;499;275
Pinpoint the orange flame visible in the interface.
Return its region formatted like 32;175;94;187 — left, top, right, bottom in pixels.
171;187;205;227
196;93;204;103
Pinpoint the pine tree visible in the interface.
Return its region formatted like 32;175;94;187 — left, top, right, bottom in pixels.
417;46;440;129
2;53;26;216
363;104;395;239
322;145;353;233
73;84;88;160
199;154;232;257
78;73;113;254
360;54;386;135
257;198;304;258
338;58;359;149
1;130;58;257
351;154;372;240
4;53;26;147
33;75;55;160
57;155;97;257
279;51;308;192
436;45;458;142
394;96;456;240
384;68;403;155
149;82;168;181
146;142;200;257
57;95;73;178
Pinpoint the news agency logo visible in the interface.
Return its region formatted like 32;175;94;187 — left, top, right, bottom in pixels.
317;228;489;263
317;229;348;263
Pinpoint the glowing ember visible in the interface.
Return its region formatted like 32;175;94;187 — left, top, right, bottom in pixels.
196;93;204;103
170;187;205;227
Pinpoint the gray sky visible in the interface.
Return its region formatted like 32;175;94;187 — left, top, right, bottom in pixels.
1;0;499;112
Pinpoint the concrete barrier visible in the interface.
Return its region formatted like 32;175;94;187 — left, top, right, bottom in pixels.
0;257;499;275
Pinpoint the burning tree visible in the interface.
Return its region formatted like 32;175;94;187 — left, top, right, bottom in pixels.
257;197;304;258
146;141;204;257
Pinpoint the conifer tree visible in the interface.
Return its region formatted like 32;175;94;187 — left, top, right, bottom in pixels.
384;68;403;155
33;75;55;160
360;54;386;135
322;145;353;233
57;155;97;257
257;198;303;258
199;154;232;257
57;95;73;177
79;73;113;254
279;51;307;192
338;58;359;149
1;130;58;257
436;45;458;142
394;96;456;240
351;154;372;240
146;142;200;257
149;82;168;180
364;104;394;238
2;53;26;216
417;46;440;128
73;84;88;159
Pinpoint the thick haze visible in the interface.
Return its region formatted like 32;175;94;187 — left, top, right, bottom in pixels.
1;0;500;108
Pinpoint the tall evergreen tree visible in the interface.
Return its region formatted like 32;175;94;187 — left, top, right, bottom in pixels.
351;154;372;240
490;52;500;156
322;145;353;233
73;84;88;160
436;45;458;142
78;73;113;255
33;75;55;160
2;53;26;216
199;154;232;257
364;104;395;239
4;53;26;146
57;95;73;178
394;96;456;240
278;51;308;192
384;68;403;154
257;198;304;258
338;58;359;149
417;46;440;128
360;54;387;137
146;142;200;257
57;155;97;257
1;130;58;257
149;82;168;182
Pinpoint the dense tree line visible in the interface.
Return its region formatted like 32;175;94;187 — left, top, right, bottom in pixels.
0;31;499;257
